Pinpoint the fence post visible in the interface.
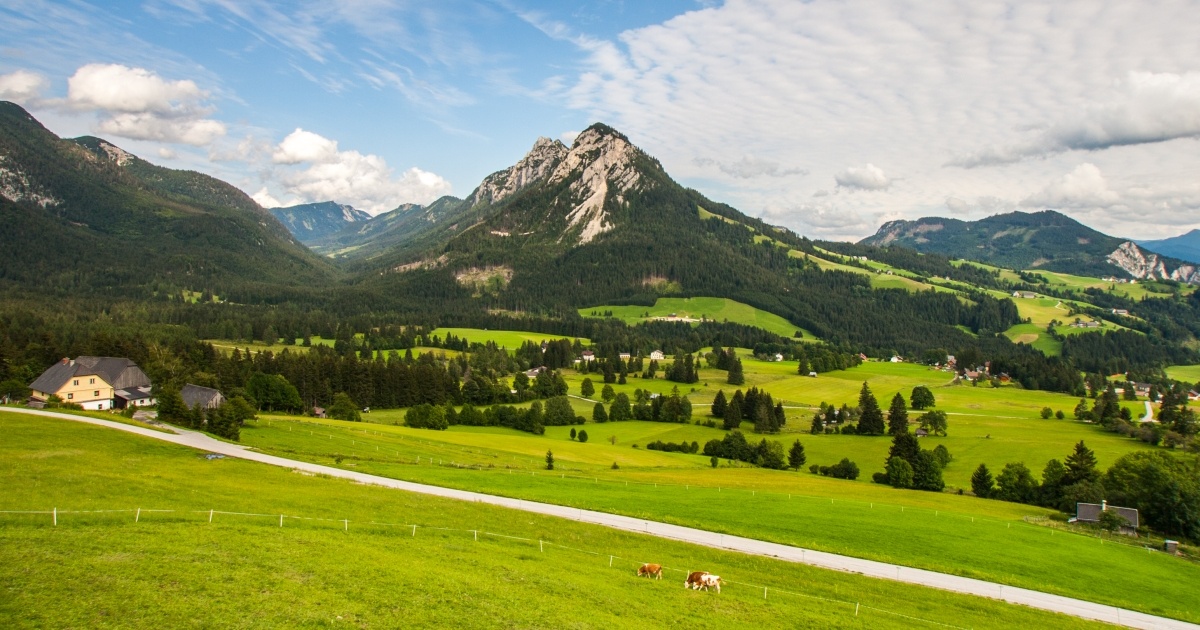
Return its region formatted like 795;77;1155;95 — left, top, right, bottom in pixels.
764;587;768;599
280;514;284;527
209;509;214;523
344;519;348;531
474;530;477;542
539;539;543;552
53;507;57;526
136;508;141;523
609;555;613;567
412;525;417;537
855;603;859;617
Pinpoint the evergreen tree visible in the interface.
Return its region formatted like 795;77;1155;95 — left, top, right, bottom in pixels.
887;456;914;488
971;463;995;498
570;428;577;440
1063;440;1099;486
609;393;632;422
887;432;921;469
711;390;728;418
592;402;608;423
788;439;806;470
578;429;589;443
810;413;823;434
887;392;909;435
580;378;595;398
727;357;745;385
723;400;743;431
911;450;945;492
1039;459;1067;508
857;382;885;435
911;385;935;410
774;402;786;428
545;449;554;470
601;384;616;402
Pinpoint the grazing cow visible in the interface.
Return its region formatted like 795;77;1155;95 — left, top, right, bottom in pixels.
685;571;708;589
637;563;663;579
699;574;723;593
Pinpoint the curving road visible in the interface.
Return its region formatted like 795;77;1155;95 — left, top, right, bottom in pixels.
3;407;1195;630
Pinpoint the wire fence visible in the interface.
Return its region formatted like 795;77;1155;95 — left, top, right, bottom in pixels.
248;417;1177;554
0;504;970;629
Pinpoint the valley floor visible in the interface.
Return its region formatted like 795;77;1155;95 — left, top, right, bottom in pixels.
4;407;1195;630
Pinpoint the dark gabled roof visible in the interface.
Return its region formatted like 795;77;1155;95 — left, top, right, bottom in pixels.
181;383;224;409
29;356;150;394
1076;503;1139;529
114;387;154;401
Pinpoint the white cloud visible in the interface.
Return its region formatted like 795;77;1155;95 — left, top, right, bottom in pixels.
251;187;286;209
1022;163;1119;208
267;129;452;214
272;129;339;164
835;164;890;191
696;155;806;179
560;130;580;145
0;70;50;105
60;64;226;146
956;72;1200;167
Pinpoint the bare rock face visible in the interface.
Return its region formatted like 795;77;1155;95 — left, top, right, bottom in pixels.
550;127;644;245
1107;241;1200;284
469;137;568;207
96;140;134;166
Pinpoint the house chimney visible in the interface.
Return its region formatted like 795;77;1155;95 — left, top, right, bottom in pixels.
61;357;70;365
1101;500;1107;511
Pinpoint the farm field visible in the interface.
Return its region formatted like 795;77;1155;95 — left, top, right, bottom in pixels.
578;296;810;340
1166;364;1200;385
432;327;590;348
1003;322;1063;355
1028;270;1191;300
233;413;1200;623
0;415;1102;630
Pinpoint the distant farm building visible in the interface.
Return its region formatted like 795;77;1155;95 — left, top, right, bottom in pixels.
650;350;665;361
1013;291;1038;299
580;351;596;362
1111;309;1129;316
1072;500;1139;535
181;384;225;410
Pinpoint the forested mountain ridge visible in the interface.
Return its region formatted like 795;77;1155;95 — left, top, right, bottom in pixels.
1139;229;1200;266
309;195;466;260
268;201;372;243
0;101;335;300
861;210;1200;284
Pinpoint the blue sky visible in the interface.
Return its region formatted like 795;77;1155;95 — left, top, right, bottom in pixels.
3;0;1200;240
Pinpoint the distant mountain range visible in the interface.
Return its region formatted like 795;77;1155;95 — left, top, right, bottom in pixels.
268;201;371;243
1138;229;1200;266
860;210;1200;284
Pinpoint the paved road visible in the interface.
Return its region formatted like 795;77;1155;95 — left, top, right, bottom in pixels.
4;407;1195;630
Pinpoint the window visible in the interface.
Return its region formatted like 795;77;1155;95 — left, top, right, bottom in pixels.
67;393;73;400
94;391;100;397
73;380;79;386
89;378;95;385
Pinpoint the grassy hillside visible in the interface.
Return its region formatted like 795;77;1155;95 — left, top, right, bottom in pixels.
0;414;1101;629
232;413;1199;623
579;297;812;340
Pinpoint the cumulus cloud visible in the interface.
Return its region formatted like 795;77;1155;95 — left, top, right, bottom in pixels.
956;72;1200;167
835;164;890;191
267;129;452;214
0;70;50;105
60;64;226;145
1022;163;1120;208
251;187;287;209
273;128;339;164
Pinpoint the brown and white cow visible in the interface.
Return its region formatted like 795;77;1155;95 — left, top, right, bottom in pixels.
685;571;708;589
699;574;723;593
637;563;663;579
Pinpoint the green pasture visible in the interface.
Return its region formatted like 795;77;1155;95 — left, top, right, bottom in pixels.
579;296;811;340
432;327;590;349
1028;270;1188;301
1166;365;1200;385
230;413;1200;623
1003;322;1063;355
0;415;1103;630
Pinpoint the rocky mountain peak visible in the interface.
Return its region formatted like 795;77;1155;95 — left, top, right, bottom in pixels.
549;124;646;245
1107;241;1200;284
468;136;568;207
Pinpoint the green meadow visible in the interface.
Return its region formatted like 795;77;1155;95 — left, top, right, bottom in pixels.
0;414;1106;630
1166;364;1200;385
433;327;591;348
578;296;809;339
232;412;1200;623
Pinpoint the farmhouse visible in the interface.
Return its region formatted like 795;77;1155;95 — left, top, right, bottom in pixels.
114;386;156;409
1072;500;1139;535
889;355;904;363
773;353;784;362
1111;309;1129;316
618;352;631;361
181;384;225;410
650;350;665;361
29;356;152;411
1013;291;1038;299
580;350;596;362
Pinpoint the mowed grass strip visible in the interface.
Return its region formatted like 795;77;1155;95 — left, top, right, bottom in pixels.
578;296;812;340
236;414;1200;623
0;416;1101;630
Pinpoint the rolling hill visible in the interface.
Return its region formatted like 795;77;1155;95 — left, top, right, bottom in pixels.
0;102;335;299
861;210;1200;284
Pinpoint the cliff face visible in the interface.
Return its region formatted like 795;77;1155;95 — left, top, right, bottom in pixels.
548;126;645;245
468;137;569;207
1108;241;1200;284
